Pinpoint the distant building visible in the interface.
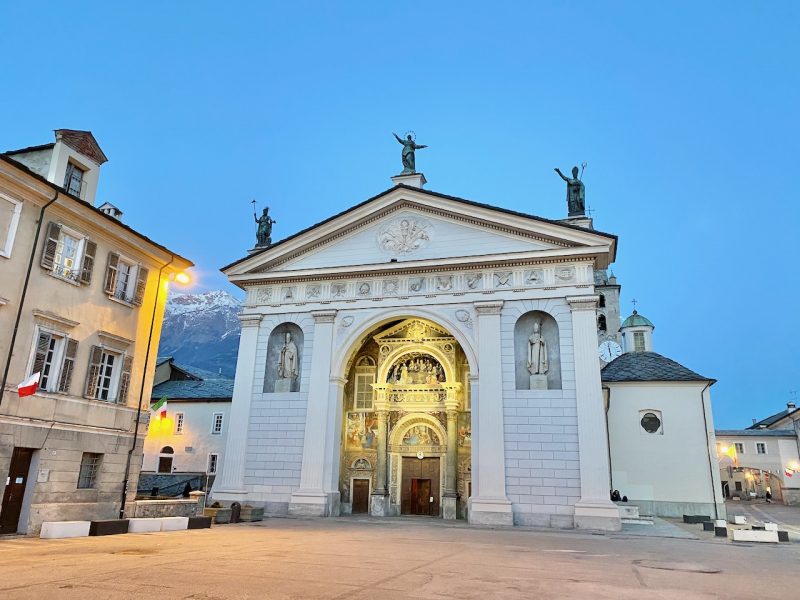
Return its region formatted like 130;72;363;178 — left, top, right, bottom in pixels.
603;311;726;519
0;130;192;534
141;358;232;494
716;403;800;505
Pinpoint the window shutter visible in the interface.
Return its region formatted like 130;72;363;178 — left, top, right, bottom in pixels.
84;345;103;398
133;266;149;306
79;239;97;285
31;331;53;376
104;252;120;295
117;354;134;404
40;222;61;270
58;338;79;393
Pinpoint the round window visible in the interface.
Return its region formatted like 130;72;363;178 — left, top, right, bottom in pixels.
640;412;661;434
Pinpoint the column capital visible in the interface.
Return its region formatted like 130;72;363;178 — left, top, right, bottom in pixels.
566;295;600;311
238;313;263;327
473;300;504;315
329;376;347;388
311;309;338;323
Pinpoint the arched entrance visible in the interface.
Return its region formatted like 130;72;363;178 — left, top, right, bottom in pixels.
338;317;472;519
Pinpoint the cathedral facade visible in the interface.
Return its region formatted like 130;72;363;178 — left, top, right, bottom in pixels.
213;172;623;530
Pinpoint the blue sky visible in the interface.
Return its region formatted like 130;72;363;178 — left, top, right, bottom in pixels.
2;2;797;427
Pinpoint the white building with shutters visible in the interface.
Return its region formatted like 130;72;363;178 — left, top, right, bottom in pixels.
0;130;192;535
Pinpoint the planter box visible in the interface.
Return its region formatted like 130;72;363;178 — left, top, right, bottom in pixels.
90;519;129;536
240;506;265;522
188;516;212;529
203;507;232;524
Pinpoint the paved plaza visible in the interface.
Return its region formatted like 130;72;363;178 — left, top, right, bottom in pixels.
1;516;798;599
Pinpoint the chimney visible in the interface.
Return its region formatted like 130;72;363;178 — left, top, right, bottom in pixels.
788;402;797;410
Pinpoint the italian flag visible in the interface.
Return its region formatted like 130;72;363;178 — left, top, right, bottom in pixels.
18;373;40;397
151;395;168;419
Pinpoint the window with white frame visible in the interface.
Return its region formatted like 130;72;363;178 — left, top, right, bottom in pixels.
77;452;102;489
207;453;218;475
756;442;767;455
104;252;148;305
174;412;185;434
211;413;224;435
84;345;132;403
64;162;85;197
40;222;96;285
0;192;22;258
734;442;745;454
354;356;376;410
29;328;79;394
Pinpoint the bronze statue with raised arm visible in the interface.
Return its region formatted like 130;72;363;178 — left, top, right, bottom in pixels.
393;132;428;174
554;166;586;217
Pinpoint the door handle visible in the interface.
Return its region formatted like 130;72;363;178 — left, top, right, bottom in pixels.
429;496;434;503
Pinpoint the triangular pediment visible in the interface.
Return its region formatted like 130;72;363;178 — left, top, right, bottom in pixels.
374;319;453;343
223;185;616;279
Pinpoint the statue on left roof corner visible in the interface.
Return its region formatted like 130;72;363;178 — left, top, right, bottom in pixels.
255;206;276;247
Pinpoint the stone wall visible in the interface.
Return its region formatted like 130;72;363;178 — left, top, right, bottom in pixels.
127;498;201;518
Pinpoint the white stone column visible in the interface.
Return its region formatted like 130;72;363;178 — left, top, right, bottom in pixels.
322;376;347;516
567;295;621;531
289;310;337;517
469;300;513;526
213;313;262;499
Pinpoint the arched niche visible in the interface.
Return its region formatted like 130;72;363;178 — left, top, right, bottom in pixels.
513;310;561;390
264;322;304;393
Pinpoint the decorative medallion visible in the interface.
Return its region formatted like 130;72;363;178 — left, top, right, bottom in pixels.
556;266;575;281
341;315;355;328
524;269;543;285
436;276;453;291
377;217;432;256
455;309;473;329
380;344;390;355
465;273;483;290
494;271;513;288
383;279;400;296
408;277;426;293
358;282;371;296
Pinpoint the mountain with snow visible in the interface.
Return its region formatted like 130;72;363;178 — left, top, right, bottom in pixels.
157;290;242;378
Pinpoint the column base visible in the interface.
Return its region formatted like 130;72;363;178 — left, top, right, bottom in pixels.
574;500;621;531
468;497;513;526
443;495;457;520
288;491;340;517
370;493;390;517
210;488;248;503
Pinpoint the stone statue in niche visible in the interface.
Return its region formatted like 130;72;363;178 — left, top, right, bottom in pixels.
526;319;549;389
275;332;298;392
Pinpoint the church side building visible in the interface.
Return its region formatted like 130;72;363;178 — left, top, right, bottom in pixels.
213;168;623;530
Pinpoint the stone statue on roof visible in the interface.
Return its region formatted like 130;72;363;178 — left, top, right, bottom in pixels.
393;132;428;174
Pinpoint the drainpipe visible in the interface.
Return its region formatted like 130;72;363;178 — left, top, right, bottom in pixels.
119;253;174;518
0;188;59;408
603;386;613;492
699;380;719;520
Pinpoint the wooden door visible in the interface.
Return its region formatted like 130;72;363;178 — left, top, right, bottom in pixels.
401;457;440;516
1;448;34;534
352;479;370;514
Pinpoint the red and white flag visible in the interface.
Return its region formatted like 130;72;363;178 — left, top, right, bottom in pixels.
17;372;40;397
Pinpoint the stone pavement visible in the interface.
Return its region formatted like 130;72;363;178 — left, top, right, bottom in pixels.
725;500;800;539
1;516;799;599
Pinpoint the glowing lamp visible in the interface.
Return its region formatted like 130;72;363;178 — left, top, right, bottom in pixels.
174;272;191;285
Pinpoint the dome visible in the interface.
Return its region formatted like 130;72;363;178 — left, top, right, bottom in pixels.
620;310;654;329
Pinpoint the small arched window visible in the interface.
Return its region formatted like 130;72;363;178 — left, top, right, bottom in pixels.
160;446;174;454
598;315;607;332
598;294;606;308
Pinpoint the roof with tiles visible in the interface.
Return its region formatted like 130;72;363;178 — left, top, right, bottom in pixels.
715;429;796;437
601;351;711;383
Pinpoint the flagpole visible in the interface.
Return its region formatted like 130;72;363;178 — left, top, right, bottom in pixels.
119;254;175;519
